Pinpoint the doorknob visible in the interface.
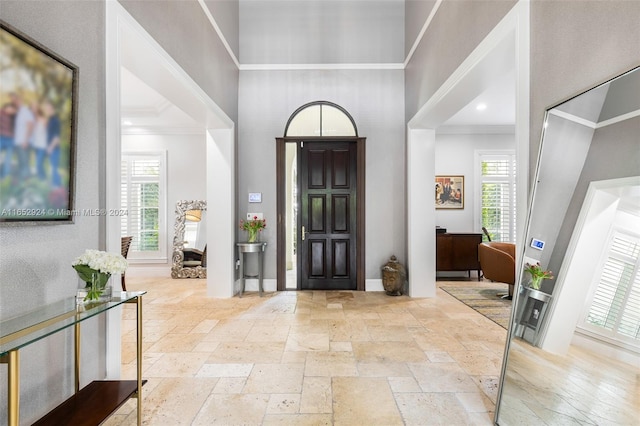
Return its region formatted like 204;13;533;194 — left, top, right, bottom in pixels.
301;225;306;241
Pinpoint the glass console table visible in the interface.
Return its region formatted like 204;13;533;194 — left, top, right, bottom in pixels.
0;291;146;426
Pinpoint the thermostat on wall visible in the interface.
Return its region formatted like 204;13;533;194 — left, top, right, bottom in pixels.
530;238;545;251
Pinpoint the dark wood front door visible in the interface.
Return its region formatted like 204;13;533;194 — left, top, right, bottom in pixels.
299;141;357;290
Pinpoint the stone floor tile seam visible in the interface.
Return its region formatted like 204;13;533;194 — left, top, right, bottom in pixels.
115;279;515;425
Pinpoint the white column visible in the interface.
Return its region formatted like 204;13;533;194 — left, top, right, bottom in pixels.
207;128;236;298
407;128;436;297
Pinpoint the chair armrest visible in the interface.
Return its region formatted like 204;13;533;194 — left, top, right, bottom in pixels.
486;242;515;259
479;243;516;284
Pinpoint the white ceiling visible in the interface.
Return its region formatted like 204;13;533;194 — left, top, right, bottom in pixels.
120;67;200;131
120;1;516;131
604;183;640;217
441;70;516;128
121;64;517;131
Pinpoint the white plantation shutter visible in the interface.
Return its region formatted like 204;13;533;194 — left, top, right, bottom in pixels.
479;153;516;242
121;152;167;260
581;232;640;344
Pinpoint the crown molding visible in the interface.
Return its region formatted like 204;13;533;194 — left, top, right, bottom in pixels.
548;108;640;130
121;99;173;118
404;0;443;68
436;125;515;135
239;62;404;71
548;109;597;129
596;109;640;129
121;126;206;136
197;0;241;69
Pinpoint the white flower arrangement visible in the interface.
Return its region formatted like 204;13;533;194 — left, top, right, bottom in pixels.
73;249;128;301
72;249;128;275
72;249;128;298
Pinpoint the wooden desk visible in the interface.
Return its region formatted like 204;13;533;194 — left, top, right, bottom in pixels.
436;233;482;280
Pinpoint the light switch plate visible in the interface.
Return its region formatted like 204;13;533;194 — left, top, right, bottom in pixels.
247;213;263;220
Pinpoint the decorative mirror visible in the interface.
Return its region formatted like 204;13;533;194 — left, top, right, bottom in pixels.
495;67;640;424
171;200;207;278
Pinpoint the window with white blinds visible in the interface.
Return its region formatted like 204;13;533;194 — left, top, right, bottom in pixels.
477;153;516;242
580;231;640;346
121;152;167;261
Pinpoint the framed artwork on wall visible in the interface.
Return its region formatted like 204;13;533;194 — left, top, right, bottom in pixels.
0;20;78;225
435;175;464;209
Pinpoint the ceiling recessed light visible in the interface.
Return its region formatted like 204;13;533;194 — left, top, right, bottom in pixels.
123;120;133;125
476;103;487;111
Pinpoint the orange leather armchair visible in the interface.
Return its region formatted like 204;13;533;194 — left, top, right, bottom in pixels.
478;242;516;298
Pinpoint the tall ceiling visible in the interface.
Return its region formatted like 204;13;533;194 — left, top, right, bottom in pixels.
120;67;200;132
237;0;405;64
442;71;516;129
122;0;515;129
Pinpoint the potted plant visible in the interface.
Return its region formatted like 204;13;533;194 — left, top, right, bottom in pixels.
239;216;266;243
523;262;553;290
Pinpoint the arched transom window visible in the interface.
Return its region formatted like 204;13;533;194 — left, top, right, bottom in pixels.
284;101;358;137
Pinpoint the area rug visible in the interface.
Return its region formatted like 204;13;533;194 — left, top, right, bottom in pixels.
440;286;512;329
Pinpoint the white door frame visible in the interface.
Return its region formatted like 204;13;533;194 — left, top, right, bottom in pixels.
104;0;235;377
406;1;530;297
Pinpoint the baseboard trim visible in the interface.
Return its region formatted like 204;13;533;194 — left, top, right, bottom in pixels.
232;278;388;293
127;266;171;277
235;278;278;294
365;279;384;292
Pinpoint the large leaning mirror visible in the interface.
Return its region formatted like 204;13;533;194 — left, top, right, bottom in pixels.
171;199;207;278
495;66;640;425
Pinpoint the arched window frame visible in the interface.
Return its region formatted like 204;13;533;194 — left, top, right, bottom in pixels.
284;101;358;137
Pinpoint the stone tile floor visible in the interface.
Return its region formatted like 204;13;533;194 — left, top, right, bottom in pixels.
106;278;507;425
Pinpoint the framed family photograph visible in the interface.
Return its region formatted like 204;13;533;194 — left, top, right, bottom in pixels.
435;175;464;209
0;21;78;225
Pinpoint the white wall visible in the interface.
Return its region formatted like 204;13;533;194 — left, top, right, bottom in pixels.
434;132;515;233
542;188;618;354
122;132;207;275
238;69;406;281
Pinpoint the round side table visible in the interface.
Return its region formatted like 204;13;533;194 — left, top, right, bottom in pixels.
236;242;267;297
